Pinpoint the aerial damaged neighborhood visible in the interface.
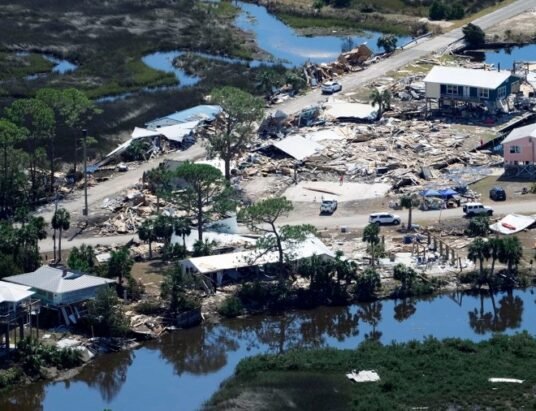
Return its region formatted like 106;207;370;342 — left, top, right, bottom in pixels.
1;0;536;409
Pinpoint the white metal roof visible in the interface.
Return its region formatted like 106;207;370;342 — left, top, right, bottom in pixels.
490;214;536;235
0;281;34;304
157;121;199;142
183;235;334;274
4;266;115;294
131;127;161;139
272;135;324;160
424;66;510;90
324;100;378;121
502;122;536;144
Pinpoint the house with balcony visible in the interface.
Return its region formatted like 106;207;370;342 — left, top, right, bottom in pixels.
4;266;115;325
0;281;38;350
502;122;536;178
424;66;520;115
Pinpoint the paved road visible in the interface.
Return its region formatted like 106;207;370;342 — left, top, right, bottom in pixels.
281;199;536;230
41;198;536;252
272;0;536;116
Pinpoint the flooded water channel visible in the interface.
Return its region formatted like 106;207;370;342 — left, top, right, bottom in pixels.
462;43;536;69
235;2;409;66
2;288;535;411
483;44;536;69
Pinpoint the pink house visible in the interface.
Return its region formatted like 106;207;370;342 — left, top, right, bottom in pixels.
502;123;536;166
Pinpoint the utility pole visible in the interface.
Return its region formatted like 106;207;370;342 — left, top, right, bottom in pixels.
82;129;88;216
53;189;58;263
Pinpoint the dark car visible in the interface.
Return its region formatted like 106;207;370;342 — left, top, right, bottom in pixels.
489;186;506;201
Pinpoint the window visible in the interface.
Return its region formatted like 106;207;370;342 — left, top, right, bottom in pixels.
497;86;507;99
446;85;458;95
510;145;521;154
478;88;489;99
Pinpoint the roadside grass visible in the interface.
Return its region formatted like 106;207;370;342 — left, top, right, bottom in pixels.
452;0;517;29
206;333;536;410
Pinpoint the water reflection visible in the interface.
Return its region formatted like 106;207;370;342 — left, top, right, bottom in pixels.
72;349;134;402
156;324;238;375
359;301;383;342
3;288;536;411
468;292;524;334
394;299;417;322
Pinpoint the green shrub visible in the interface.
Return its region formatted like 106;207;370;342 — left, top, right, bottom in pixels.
135;300;162;315
218;295;243;318
0;368;22;389
15;338;83;376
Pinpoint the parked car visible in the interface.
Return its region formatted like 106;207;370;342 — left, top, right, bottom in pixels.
321;81;342;94
462;202;493;217
489;186;506;201
369;213;401;225
320;198;338;214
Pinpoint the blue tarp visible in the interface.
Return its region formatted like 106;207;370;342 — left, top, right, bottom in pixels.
421;188;458;197
438;188;457;197
421;189;441;197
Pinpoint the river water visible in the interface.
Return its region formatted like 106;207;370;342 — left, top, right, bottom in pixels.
1;287;534;411
483;44;536;69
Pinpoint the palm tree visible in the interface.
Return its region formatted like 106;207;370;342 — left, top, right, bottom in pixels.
487;237;503;281
174;217;192;249
362;223;380;267
498;236;523;286
400;194;420;232
154;215;174;247
107;247;133;290
467;238;490;288
51;208;70;262
138;219;157;259
369;88;392;117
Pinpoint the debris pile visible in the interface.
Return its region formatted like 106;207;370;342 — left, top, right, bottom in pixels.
236;117;501;196
303;44;373;87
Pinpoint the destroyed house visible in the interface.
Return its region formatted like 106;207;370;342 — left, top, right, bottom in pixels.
424;66;519;110
145;105;222;129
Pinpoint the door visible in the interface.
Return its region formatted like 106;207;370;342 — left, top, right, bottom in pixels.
463;86;470;98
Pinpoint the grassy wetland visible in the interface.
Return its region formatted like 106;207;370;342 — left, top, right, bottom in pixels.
0;0;271;154
206;332;536;410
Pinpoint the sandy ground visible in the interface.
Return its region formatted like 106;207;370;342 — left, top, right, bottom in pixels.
282;181;391;202
486;9;536;42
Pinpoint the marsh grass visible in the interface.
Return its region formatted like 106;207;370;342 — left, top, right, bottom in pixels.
277;13;411;36
207;332;536;410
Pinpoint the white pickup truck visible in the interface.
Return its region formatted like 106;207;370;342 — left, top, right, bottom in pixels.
320;198;338;214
